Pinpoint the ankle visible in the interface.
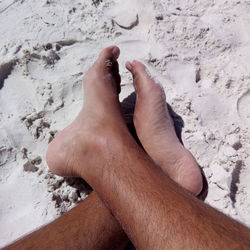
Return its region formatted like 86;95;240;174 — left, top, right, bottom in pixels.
78;128;135;183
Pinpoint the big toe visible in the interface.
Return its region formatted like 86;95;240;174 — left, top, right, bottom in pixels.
97;46;120;63
126;60;163;97
95;46;121;93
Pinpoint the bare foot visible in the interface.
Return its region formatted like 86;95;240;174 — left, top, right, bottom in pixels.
46;46;128;178
126;60;203;195
47;47;202;196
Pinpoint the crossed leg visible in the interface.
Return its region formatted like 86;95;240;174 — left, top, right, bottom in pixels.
5;47;250;249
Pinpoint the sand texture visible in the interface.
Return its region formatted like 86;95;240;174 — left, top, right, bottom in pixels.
0;0;250;247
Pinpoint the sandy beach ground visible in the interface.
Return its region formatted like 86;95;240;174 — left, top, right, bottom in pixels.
0;0;250;247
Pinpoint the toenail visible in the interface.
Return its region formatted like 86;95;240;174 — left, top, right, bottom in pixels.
132;60;137;65
112;47;120;59
126;61;133;71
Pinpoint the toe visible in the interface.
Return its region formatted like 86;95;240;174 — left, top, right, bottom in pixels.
126;60;156;93
126;60;164;98
95;46;121;94
97;46;120;62
96;46;120;75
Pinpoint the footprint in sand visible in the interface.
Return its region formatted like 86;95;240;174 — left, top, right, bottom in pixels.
112;12;139;30
106;0;155;35
237;90;250;127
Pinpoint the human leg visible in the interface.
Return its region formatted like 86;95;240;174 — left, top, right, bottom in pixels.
5;46;203;249
46;47;250;249
5;192;128;250
6;46;250;249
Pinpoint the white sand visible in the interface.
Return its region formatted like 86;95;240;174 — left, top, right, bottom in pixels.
0;0;250;247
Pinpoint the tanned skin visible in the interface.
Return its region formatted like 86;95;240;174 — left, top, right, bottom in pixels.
5;47;250;249
6;193;129;250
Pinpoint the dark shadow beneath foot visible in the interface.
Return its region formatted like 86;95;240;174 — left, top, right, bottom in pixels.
64;177;92;194
197;170;208;201
121;92;184;144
